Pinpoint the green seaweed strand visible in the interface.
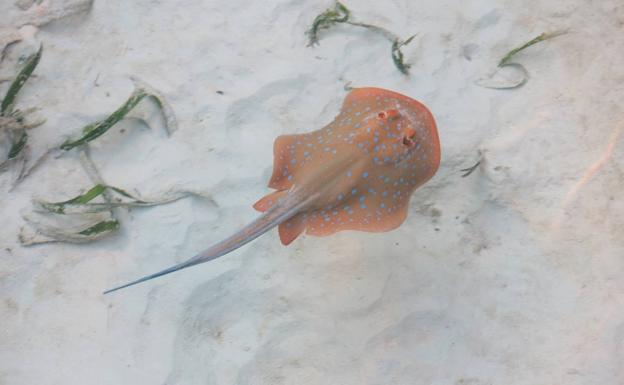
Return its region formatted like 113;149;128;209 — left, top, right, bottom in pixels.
307;2;416;75
60;89;147;150
78;220;120;236
63;184;107;204
498;32;564;67
7;131;28;159
40;184;107;213
391;35;417;75
307;1;350;46
1;45;43;115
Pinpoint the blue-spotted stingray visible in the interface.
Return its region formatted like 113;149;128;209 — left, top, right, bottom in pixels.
104;87;440;293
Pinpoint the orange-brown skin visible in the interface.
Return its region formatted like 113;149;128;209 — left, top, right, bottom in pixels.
254;87;440;244
104;88;440;294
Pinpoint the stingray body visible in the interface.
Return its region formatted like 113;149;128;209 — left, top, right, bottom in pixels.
104;87;440;294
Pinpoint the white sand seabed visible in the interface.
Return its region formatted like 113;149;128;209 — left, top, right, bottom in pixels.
1;1;623;384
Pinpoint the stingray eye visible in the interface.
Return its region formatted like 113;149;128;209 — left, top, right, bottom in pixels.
402;128;417;147
377;109;400;120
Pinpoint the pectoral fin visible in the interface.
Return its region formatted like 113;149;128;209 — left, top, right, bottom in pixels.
268;133;311;190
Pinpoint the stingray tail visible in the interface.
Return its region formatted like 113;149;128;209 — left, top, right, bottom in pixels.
103;192;310;294
103;260;200;294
